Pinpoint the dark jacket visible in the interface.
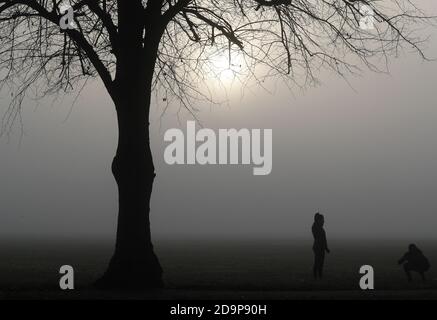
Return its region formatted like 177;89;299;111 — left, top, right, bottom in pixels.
399;250;430;272
312;224;328;252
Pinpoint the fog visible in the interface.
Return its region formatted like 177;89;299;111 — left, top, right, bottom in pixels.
1;3;437;242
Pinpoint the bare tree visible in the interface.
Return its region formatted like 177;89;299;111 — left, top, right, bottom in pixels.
0;0;433;289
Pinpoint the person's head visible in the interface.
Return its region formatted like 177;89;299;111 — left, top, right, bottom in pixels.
314;212;324;226
408;244;420;254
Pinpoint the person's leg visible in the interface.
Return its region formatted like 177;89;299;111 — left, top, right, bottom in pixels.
313;252;319;279
420;271;426;281
403;263;412;282
318;251;325;279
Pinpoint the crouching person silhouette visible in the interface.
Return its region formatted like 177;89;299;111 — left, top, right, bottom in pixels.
398;244;430;282
312;213;330;279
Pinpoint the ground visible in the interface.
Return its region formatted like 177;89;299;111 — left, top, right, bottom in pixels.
0;238;436;299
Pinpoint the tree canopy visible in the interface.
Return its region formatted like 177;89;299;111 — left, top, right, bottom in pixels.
0;0;433;130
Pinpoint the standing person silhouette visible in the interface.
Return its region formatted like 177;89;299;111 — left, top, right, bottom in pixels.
312;212;330;279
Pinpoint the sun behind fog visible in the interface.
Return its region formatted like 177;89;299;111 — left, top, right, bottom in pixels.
207;51;243;84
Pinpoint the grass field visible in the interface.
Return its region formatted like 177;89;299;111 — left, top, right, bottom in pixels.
0;238;436;299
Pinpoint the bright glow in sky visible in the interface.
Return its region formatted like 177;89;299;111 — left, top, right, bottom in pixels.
207;51;244;84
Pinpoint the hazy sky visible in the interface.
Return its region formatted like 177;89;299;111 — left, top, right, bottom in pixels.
1;2;437;241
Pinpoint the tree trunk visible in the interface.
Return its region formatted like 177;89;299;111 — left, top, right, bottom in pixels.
95;80;163;289
96;49;162;291
95;1;165;290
